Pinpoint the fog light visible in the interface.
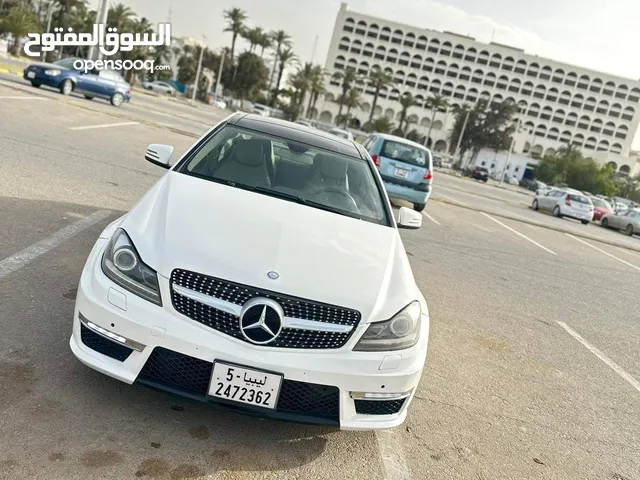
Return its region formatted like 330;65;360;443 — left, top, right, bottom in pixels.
79;312;145;352
350;390;412;401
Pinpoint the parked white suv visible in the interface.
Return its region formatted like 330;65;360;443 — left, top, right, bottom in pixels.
70;113;430;430
532;188;594;224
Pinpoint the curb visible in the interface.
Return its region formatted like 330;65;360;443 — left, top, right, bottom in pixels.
0;77;201;139
430;195;640;253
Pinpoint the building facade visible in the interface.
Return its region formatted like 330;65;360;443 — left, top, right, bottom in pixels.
319;3;640;175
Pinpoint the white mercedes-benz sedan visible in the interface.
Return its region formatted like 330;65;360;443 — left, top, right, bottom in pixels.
70;113;430;430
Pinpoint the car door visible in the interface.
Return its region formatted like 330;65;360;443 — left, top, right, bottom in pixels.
96;70;117;97
74;68;101;95
539;190;556;210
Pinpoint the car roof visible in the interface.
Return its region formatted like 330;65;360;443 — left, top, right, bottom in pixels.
230;113;361;158
375;133;431;151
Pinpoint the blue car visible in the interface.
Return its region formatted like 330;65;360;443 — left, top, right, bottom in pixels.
23;58;131;107
361;134;433;212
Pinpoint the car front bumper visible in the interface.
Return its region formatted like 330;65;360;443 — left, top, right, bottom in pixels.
70;238;429;430
383;182;430;205
23;69;63;87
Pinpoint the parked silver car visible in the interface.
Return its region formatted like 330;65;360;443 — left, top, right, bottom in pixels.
140;81;176;95
532;189;594;224
601;209;640;236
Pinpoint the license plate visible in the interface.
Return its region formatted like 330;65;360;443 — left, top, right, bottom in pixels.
27;71;35;79
394;167;409;178
209;362;282;409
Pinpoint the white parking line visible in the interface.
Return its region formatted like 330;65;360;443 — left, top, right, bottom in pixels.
557;322;640;394
69;121;139;131
0;96;46;100
421;211;441;225
375;429;412;480
565;234;640;272
0;210;111;279
480;213;556;255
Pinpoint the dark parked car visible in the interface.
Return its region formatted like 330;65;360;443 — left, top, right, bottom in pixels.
469;166;489;182
23;58;131;107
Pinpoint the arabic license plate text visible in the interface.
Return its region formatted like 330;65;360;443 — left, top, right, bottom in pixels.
394;168;409;178
27;71;35;79
210;362;282;409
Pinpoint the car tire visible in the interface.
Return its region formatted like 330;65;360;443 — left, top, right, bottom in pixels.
59;79;72;95
625;224;634;236
413;203;426;213
601;218;609;228
581;220;589;225
110;92;125;107
30;81;41;88
532;199;539;211
552;206;562;218
84;95;94;100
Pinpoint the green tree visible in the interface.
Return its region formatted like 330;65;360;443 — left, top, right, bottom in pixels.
370;116;394;133
257;31;272;58
242;26;264;53
287;62;314;120
425;93;449;147
367;69;394;123
223;7;247;62
267;29;292;96
333;67;358;125
343;87;363;127
271;46;296;105
536;145;619;196
107;2;135;30
223;51;268;101
397;92;415;135
306;65;326;119
0;6;38;55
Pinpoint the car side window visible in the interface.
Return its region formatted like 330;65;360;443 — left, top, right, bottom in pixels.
98;70;115;80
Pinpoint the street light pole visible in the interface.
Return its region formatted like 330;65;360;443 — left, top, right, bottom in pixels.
213;50;225;103
500;116;522;186
454;108;471;168
41;2;53;62
191;36;205;106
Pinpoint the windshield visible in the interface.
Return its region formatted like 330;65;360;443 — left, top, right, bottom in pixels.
177;124;390;226
591;198;612;209
568;194;592;204
54;58;77;70
380;140;430;168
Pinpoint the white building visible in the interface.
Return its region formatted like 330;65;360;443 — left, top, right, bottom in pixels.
319;2;640;176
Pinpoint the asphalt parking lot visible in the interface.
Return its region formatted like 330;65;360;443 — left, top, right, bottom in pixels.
1;79;639;480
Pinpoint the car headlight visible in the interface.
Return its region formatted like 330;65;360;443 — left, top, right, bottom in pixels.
101;228;162;305
353;301;421;351
44;69;61;76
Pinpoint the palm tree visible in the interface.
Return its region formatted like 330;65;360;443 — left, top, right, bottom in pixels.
425;93;450;147
267;29;292;92
271;47;297;105
397;93;415;136
107;2;135;30
306;65;325;118
367;69;394;123
333;67;358;125
257;32;272;58
223;7;247;62
0;6;38;55
343;88;363;127
372;116;394;134
242;26;264;53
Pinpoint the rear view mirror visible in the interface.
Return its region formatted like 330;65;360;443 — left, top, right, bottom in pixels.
397;207;422;229
145;144;174;169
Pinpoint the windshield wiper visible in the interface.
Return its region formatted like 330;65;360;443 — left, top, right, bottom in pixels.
250;186;364;220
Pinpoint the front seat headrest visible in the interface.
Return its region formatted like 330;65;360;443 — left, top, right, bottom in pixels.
235;140;264;166
317;154;347;180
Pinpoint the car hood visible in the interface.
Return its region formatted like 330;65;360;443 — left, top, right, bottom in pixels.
119;172;419;322
26;62;70;70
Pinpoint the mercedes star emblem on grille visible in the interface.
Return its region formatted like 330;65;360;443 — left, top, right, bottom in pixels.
239;297;284;344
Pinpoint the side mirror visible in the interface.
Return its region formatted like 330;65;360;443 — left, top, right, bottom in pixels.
397;206;422;229
145;144;174;169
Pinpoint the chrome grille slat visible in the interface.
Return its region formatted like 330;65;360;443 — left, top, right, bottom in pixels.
170;269;361;349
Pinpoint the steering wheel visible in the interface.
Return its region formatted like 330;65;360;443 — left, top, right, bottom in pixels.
310;187;359;211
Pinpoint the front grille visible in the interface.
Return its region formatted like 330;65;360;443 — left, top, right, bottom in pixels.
80;324;133;361
170;269;360;349
354;398;406;415
136;348;340;423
